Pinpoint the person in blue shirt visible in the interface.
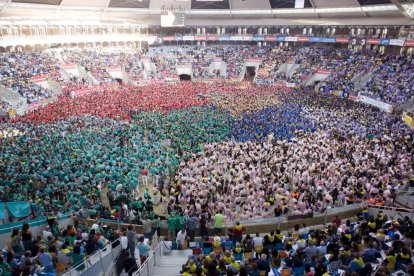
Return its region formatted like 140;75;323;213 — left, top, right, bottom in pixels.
137;236;150;265
37;247;54;273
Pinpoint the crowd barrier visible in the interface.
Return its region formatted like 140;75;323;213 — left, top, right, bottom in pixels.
66;238;122;276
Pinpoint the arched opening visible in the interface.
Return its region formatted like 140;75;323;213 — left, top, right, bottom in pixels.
24;45;34;52
245;66;256;81
179;74;191;81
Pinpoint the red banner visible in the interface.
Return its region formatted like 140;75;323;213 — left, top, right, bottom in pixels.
207;35;218;41
195;35;206;41
265;35;277;41
70;85;104;98
27;101;43;111
274;82;287;88
404;40;414;47
367;38;381;45
150;79;166;84
31;75;48;83
62;64;77;69
348;94;358;101
163;36;175;41
297;37;310;42
315;69;331;75
247;58;262;63
336;37;349;44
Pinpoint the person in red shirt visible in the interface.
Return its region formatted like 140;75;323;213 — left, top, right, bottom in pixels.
332;215;341;228
232;221;246;246
141;168;148;186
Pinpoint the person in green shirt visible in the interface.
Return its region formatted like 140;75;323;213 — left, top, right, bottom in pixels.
0;255;12;276
214;210;225;235
167;214;176;241
175;213;186;235
152;214;161;237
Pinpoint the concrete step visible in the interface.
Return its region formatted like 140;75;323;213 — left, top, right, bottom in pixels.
152;250;192;276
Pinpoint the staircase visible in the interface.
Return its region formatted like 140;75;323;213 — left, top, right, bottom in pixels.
221;62;227;78
152;250;192;276
78;65;98;85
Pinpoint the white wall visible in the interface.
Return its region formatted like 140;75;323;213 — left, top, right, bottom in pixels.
176;65;192;76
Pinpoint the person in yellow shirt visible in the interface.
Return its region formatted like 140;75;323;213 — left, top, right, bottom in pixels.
228;257;240;273
223;250;232;264
384;249;396;273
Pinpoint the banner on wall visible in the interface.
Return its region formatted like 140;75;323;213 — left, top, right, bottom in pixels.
183;35;195;41
285;36;298;42
380;39;390;46
275;82;287;88
265;35;277;41
357;95;393;113
367;38;381;45
219;35;230;41
277;36;285;42
70;85;104;98
322;37;336;43
389;39;406;47
230;35;254;41
207;35;218;41
315;69;331;75
253;35;265;41
163;36;175;41
194;35;206;41
297;37;310;42
404;40;414;47
7;201;31;218
255;79;274;86
31;75;48;83
336;37;349;44
175;35;183;41
338;38;350;44
247;58;263;62
310;37;322;43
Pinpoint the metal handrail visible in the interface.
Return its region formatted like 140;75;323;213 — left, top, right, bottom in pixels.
366;203;414;220
66;238;121;276
133;240;162;276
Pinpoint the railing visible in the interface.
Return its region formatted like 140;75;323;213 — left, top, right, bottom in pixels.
367;204;414;221
133;240;162;276
394;189;414;208
0;213;71;235
66;238;122;276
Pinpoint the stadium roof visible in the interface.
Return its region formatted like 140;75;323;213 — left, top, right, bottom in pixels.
0;0;413;25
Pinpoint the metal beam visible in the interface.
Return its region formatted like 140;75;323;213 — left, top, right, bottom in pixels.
0;0;13;13
102;0;114;18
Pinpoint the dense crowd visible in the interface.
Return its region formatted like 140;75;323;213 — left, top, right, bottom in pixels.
0;46;413;276
0;52;57;103
1;46;413;107
360;55;414;104
179;210;414;276
1;81;413;223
